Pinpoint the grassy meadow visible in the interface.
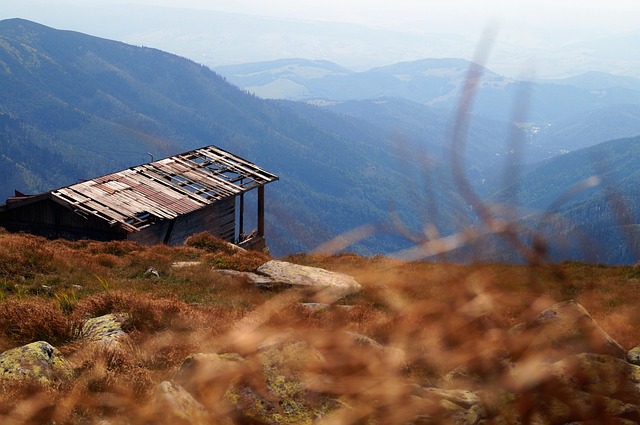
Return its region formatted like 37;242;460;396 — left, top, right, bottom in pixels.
0;228;639;423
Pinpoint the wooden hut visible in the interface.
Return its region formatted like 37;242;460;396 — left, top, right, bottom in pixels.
0;145;278;250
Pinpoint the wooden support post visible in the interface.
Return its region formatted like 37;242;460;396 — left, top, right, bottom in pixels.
239;193;244;238
162;219;176;244
257;186;265;237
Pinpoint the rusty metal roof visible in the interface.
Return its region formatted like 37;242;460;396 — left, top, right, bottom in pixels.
47;145;278;233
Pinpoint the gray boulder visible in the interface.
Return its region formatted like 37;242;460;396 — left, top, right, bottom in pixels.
257;260;361;302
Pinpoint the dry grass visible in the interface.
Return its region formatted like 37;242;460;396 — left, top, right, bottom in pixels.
0;231;639;423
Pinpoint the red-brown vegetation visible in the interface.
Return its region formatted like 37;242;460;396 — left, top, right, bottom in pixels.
0;231;639;423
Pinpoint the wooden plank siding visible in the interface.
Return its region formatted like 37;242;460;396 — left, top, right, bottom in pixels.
128;198;236;245
0;197;125;241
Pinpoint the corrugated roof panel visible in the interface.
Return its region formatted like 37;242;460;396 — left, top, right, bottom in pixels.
43;144;277;232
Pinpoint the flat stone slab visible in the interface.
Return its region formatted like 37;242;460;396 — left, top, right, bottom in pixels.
171;261;203;268
257;260;361;302
211;269;275;288
299;303;355;312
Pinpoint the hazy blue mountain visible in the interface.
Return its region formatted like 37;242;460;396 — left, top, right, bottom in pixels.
216;58;354;100
217;57;492;105
527;104;640;156
322;97;519;194
549;71;640;92
216;57;640;126
0;18;475;256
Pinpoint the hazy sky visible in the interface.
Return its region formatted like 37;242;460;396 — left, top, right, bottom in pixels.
82;0;640;23
6;0;640;41
3;0;640;77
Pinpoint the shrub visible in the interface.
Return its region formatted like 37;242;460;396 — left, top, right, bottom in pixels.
0;298;74;346
185;231;237;254
87;240;141;257
0;234;56;278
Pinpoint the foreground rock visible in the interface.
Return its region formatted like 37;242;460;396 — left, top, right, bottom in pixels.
0;341;73;384
513;353;640;423
508;300;625;364
627;344;640;366
173;353;247;404
155;380;211;424
229;340;338;424
257;260;361;302
407;388;487;425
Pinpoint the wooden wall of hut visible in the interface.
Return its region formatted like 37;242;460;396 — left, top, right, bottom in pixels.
0;198;125;241
128;197;236;246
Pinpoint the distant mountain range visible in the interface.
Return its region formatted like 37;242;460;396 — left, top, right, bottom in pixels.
2;19;640;263
217;58;640;163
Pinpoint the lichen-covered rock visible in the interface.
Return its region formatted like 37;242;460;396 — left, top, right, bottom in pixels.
155;380;210;424
509;353;640;423
0;341;73;384
406;389;487;425
257;260;361;302
225;340;338;425
173;352;247;405
627;345;640;366
545;353;640;405
81;313;130;351
508;300;625;364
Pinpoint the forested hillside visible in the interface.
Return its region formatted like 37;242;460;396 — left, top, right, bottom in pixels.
484;136;640;264
0;19;474;257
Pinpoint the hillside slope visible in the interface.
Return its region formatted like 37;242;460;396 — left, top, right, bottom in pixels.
490;136;640;263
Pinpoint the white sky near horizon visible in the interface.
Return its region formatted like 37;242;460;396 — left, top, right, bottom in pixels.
5;0;640;39
3;0;640;76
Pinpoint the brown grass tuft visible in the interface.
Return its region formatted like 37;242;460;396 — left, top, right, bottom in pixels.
0;233;57;278
185;231;237;254
0;298;74;348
